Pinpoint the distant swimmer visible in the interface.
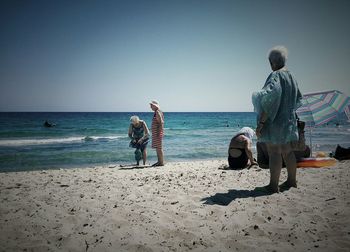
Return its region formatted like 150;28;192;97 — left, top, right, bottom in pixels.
43;120;54;127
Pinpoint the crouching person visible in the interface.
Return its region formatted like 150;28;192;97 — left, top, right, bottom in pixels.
228;127;258;169
128;115;150;165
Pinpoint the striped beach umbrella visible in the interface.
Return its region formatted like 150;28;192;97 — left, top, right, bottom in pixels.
344;103;350;122
296;90;350;126
296;90;350;155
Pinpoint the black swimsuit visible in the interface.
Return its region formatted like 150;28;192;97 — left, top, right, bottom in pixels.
228;148;248;169
228;133;249;169
129;122;149;151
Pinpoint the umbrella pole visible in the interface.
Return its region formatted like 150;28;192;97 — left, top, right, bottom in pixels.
309;125;313;157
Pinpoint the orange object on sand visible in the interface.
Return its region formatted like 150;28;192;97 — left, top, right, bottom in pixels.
297;157;337;168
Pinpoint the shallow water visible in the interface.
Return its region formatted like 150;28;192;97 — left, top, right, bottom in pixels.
0;112;349;172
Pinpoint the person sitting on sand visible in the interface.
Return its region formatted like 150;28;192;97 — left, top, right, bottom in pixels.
252;45;302;193
257;142;310;168
228;127;258;169
128;115;150;166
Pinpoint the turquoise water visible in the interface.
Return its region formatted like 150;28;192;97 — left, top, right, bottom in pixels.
0;112;349;172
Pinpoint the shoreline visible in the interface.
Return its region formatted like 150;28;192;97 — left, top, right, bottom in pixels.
0;150;339;173
1;159;349;251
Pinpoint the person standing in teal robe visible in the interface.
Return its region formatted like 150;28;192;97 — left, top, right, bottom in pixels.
252;46;302;193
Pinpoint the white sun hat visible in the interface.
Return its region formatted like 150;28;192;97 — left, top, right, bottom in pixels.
149;100;160;109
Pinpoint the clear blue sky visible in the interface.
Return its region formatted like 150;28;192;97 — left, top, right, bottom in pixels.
1;0;349;112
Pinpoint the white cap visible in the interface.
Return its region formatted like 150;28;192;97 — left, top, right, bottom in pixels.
130;115;140;124
237;127;255;140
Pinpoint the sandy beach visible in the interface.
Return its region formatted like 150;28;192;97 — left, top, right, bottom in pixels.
1;160;349;252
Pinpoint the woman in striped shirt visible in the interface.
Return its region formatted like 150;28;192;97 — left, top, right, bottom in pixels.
149;100;164;166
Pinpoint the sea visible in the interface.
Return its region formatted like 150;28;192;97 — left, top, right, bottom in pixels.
0;112;349;172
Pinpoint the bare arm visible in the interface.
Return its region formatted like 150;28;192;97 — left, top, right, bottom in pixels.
137;121;150;143
142;121;150;138
258;111;268;124
243;137;256;164
156;110;164;127
128;124;133;139
256;111;268;138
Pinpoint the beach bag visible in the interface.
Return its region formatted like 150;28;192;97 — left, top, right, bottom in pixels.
291;119;306;151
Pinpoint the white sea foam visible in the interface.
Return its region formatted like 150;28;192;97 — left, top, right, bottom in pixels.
0;136;124;147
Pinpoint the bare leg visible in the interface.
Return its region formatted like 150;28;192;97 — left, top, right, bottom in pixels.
156;148;164;166
142;149;147;165
267;144;282;193
281;144;297;188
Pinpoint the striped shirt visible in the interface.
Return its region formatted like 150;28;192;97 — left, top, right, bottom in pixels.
151;110;164;149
